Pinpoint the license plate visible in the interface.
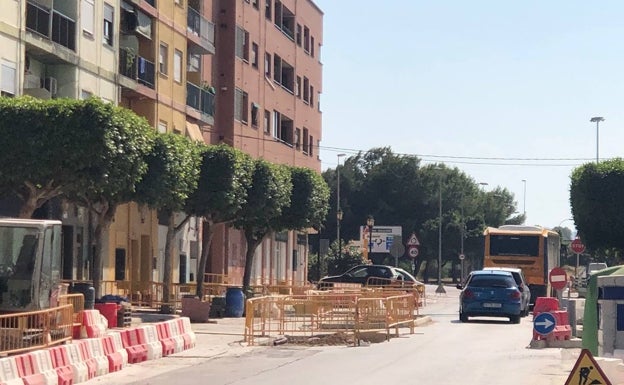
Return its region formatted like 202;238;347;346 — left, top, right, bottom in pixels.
483;303;502;308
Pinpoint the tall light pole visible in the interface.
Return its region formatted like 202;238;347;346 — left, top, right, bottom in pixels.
336;154;346;259
436;169;446;294
521;179;526;218
590;117;605;163
367;215;374;261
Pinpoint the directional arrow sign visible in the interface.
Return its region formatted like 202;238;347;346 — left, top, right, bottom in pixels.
533;312;556;335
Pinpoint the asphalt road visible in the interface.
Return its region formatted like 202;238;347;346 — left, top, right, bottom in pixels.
83;285;581;385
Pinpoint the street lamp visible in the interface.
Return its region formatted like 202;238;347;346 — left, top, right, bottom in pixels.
590;117;605;163
479;182;489;190
366;215;374;259
436;171;446;294
336;153;346;258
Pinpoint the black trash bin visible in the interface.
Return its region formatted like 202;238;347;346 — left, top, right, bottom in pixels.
70;282;95;310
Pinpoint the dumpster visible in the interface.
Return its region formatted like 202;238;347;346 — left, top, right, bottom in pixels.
94;302;118;328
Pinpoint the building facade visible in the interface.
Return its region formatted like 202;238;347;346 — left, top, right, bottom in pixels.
0;0;322;298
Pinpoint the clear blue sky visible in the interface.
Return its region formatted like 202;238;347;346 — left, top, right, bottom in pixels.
315;0;624;231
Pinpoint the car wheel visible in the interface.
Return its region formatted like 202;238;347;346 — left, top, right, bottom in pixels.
460;311;468;322
510;315;521;324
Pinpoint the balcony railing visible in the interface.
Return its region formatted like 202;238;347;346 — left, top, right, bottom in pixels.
119;49;155;89
186;82;215;116
187;7;215;54
26;2;76;51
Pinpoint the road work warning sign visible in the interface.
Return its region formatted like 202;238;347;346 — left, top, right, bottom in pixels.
564;349;612;385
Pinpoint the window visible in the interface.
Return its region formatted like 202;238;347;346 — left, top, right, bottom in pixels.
303;77;309;103
296;24;302;46
272;54;294;92
274;1;294;40
310;36;315;57
159;43;168;75
272;110;293;145
81;0;94;36
264;110;270;134
295;128;301;150
251;42;258;68
234;88;248;123
0;60;16;97
296;76;301;98
264;53;271;77
80;89;93;99
103;3;113;46
302;128;309;154
235;26;249;61
252;0;259;9
251;103;259;127
174;49;182;82
309;135;314;156
310;85;314;107
265;0;272;20
158;120;167;133
188;52;200;72
303;26;310;53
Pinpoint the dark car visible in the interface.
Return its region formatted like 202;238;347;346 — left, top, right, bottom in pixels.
482;267;530;316
457;270;522;324
318;264;424;290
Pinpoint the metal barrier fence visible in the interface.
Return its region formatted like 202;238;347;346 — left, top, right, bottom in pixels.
244;290;420;346
0;304;73;356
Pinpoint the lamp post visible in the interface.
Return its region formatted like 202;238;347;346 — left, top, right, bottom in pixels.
590;117;605;163
367;215;374;260
336;154;346;259
436;170;446;294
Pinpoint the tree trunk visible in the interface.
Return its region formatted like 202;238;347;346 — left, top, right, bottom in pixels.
195;219;215;299
18;196;37;218
162;211;175;311
242;228;263;298
92;203;114;299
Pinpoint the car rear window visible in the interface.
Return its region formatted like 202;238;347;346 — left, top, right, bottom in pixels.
469;275;515;288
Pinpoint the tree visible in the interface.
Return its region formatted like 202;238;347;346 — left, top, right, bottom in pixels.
0;97;126;218
281;167;330;232
234;160;292;296
63;100;156;297
570;159;624;250
185;144;254;298
134;133;203;311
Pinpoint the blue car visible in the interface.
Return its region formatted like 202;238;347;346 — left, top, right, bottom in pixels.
457;270;522;324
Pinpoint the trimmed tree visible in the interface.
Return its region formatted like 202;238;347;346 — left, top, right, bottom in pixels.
185;144;254;299
64;100;155;297
234;160;292;296
134;133;203;311
570;159;624;249
0;97;117;218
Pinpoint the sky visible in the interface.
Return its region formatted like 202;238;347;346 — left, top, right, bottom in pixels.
314;0;624;231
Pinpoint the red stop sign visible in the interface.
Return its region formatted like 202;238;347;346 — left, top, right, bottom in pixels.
570;238;585;254
549;267;568;291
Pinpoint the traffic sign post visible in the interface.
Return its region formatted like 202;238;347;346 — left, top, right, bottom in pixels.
570;238;585;254
389;236;405;267
533;312;556;336
408;246;419;258
549;267;568;291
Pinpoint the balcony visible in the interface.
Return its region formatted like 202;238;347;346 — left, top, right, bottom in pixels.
186;82;215;123
26;2;76;51
187;7;215;55
119;49;155;90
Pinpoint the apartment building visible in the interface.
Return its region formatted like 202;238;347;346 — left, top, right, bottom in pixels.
207;0;323;287
0;0;322;297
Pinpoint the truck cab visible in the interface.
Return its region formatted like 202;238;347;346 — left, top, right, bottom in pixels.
0;219;62;312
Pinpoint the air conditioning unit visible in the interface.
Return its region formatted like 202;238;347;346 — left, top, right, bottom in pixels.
43;77;57;96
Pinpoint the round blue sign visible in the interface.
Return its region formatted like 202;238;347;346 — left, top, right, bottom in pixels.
533;312;557;335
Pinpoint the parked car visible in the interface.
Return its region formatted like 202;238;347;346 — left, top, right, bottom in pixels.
481;267;530;316
318;264;424;290
457;270;523;324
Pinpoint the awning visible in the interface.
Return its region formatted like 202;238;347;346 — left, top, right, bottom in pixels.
186;122;204;142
